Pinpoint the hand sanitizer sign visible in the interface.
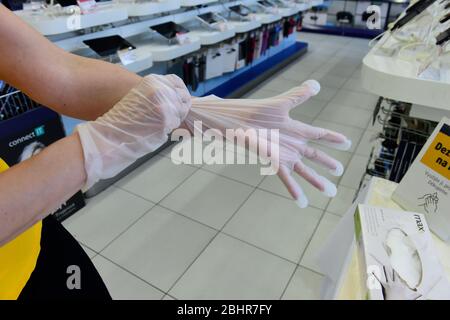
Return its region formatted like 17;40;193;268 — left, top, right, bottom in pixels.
393;117;450;241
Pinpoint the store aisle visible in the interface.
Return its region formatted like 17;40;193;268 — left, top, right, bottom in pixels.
62;33;378;300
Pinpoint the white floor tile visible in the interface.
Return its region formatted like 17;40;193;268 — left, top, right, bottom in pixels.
92;255;164;300
327;185;357;217
340;154;370;189
243;88;280;99
282;266;324;300
102;205;216;292
116;155;198;203
355;130;379;156
310;73;349;89
279;68;313;84
300;213;341;272
342;77;368;93
314;85;339;102
160;169;254;229
223;189;323;262
260;77;305;93
289;97;328;119
63;186;153;252
169;233;296;300
201;149;266;187
332;89;379;110
318;103;372;129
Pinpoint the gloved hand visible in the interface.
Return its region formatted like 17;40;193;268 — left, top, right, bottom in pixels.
76;74;191;190
183;80;351;208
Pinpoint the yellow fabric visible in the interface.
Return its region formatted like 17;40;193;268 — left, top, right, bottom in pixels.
0;158;42;300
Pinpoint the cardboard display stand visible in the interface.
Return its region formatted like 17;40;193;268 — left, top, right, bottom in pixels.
393;117;450;242
0;107;85;221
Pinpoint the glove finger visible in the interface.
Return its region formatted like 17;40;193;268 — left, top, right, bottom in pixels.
293;161;337;197
290;120;352;151
298;144;344;177
277;164;309;208
270;80;321;110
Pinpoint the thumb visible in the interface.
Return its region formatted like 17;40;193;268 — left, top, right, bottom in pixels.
272;80;321;110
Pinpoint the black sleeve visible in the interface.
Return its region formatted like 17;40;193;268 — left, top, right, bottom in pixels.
19;216;111;301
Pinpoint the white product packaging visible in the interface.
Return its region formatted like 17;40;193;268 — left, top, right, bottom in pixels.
205;47;224;80
355;204;450;300
393;118;450;242
222;43;239;73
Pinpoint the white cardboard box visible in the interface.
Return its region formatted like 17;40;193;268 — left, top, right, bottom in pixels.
355;204;450;300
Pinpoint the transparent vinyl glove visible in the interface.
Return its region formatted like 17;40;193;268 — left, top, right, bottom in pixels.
183;80;352;208
76;74;191;190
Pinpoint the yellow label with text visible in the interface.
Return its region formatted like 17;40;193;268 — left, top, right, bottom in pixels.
421;131;450;180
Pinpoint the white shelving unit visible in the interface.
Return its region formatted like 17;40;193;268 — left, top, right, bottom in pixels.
185;25;236;45
121;0;181;17
248;12;282;24
180;0;217;6
128;33;202;61
362;37;450;111
14;4;128;36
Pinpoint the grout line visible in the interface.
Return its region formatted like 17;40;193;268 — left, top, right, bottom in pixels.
95;252;168;296
165;185;259;296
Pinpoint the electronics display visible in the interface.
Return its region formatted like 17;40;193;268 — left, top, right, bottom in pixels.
150;22;189;40
258;0;273;7
391;0;438;30
229;5;251;17
83;35;136;57
197;12;218;25
56;0;78;7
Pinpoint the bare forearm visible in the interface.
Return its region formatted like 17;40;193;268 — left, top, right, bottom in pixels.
0;133;86;246
0;4;141;120
48;55;141;120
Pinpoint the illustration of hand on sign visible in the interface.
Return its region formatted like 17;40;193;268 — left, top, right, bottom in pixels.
418;192;439;213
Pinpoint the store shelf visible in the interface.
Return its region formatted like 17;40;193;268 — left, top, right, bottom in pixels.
180;0;217;6
128;32;201;61
302;23;383;39
122;0;181;17
15;4;128;36
249;12;282;24
224;19;261;33
186;26;236;45
362;41;450;111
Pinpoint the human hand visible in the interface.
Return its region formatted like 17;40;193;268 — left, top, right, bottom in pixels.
76;74;191;189
183;80;351;208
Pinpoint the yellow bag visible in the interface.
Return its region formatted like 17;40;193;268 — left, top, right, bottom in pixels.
0;158;42;300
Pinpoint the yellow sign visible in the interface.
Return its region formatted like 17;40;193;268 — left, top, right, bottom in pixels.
421;126;450;180
0;158;42;300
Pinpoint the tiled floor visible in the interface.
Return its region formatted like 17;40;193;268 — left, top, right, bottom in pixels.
63;32;379;300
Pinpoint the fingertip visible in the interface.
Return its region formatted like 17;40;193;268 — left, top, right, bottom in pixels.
341;139;352;151
322;181;337;198
329;161;344;177
303;80;321;96
295;196;309;209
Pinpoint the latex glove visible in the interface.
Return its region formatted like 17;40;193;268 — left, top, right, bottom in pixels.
76;74;191;190
184;80;351;208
